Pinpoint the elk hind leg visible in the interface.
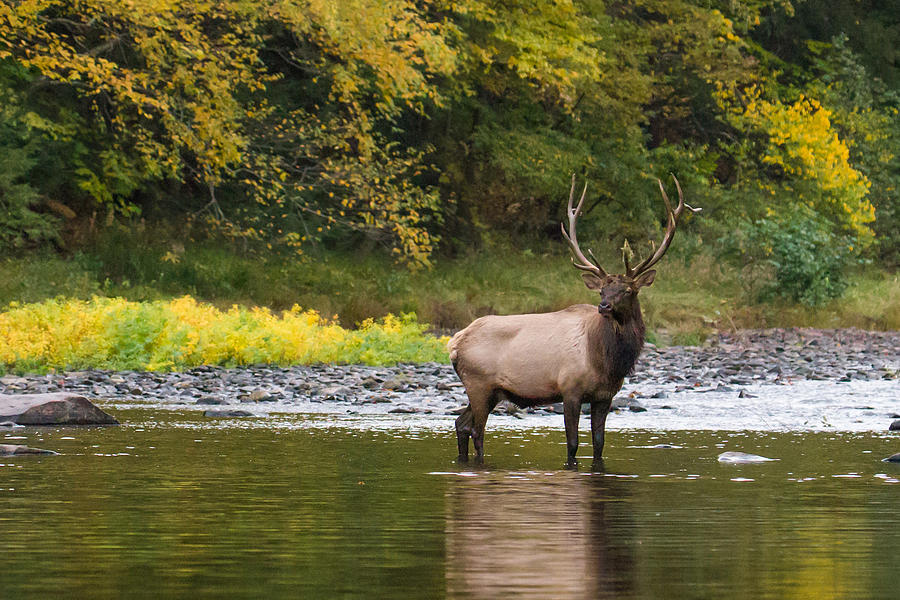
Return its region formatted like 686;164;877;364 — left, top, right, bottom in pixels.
461;386;497;461
455;406;474;461
455;382;497;461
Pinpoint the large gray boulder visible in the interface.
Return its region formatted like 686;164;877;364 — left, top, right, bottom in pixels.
0;393;118;425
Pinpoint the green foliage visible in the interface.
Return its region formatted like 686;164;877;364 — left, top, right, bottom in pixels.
728;206;853;307
0;0;897;279
0;73;60;250
0;132;58;250
805;35;900;265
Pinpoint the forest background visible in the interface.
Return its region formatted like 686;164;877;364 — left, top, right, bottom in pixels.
0;0;899;371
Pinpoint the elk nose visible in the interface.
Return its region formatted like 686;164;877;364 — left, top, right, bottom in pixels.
598;301;612;312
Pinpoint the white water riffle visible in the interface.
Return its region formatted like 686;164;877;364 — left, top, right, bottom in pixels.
112;378;899;433
608;378;899;432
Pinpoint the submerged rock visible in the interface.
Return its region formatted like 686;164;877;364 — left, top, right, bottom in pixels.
203;409;257;418
717;451;778;463
0;444;58;456
0;393;118;425
882;453;900;463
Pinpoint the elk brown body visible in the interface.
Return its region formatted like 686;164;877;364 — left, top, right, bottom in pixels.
449;175;699;464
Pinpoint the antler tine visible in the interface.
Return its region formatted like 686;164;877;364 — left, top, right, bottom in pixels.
561;175;607;278
621;239;633;276
628;175;701;277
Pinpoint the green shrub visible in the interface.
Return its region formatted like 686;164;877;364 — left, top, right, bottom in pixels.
729;206;854;307
0;296;449;373
0;133;59;250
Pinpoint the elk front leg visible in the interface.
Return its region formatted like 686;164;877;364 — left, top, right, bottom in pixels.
563;397;582;464
590;397;613;460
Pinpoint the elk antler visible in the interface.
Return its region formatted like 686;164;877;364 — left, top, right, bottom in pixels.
626;175;701;278
561;174;607;278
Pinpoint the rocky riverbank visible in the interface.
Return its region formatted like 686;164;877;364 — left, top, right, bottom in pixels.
0;328;896;424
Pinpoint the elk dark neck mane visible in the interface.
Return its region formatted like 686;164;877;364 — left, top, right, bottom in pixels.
589;301;645;382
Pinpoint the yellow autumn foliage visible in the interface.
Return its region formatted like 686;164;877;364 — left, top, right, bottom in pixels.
0;296;449;373
717;84;875;241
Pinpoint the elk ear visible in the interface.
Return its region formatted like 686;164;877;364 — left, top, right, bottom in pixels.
633;270;656;289
582;273;604;290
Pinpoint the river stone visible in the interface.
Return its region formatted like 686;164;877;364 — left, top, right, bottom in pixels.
382;377;410;392
882;453;900;463
717;451;778;463
203;409;257;418
493;400;522;417
318;385;352;402
360;376;381;389
0;375;29;388
247;389;275;402
611;397;630;410
0;393;118;425
0;444;58;456
890;420;900;431
196;397;228;406
611;397;647;412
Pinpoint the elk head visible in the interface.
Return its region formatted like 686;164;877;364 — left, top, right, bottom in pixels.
560;174;700;321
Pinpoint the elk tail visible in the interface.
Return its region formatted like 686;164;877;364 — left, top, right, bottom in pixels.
447;331;462;364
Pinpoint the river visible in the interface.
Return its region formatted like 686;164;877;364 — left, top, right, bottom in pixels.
3;392;899;599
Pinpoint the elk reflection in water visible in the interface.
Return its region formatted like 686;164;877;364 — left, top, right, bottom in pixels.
444;469;636;599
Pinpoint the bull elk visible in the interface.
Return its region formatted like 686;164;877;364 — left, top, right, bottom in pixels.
449;175;700;464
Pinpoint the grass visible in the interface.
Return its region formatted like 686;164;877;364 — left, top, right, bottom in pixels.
1;226;897;357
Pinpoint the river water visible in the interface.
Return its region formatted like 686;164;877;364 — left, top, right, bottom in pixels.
3;386;900;599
